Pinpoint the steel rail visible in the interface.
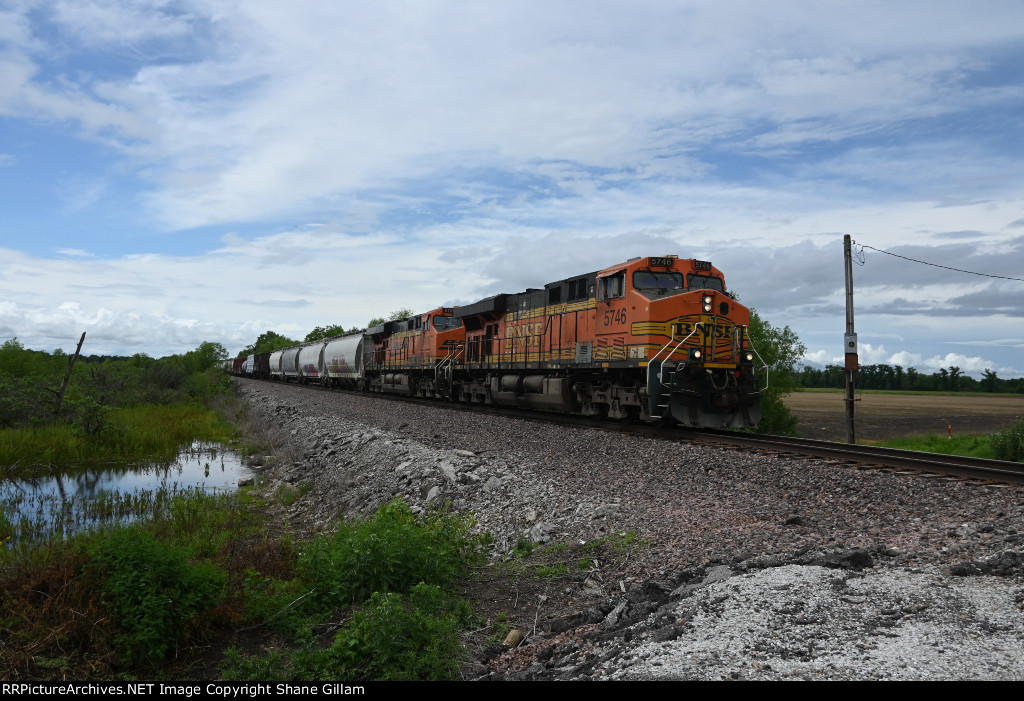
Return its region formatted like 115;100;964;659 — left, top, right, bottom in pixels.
235;377;1024;485
682;428;1024;485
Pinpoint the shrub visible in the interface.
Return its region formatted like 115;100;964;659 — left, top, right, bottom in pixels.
990;417;1024;462
298;499;484;609
294;583;474;681
84;527;226;666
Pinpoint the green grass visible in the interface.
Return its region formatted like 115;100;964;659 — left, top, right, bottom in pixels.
2;490;495;681
274;483;312;507
863;417;1024;462
865;433;997;459
0;404;235;475
496;531;647;582
796;387;1024;398
0;483;262;553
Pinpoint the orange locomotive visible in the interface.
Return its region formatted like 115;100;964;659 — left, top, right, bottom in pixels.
365;255;762;428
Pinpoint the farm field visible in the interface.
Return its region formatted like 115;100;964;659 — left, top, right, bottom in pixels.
783;390;1024;442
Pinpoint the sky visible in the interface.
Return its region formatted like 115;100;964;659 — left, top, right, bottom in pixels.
1;0;1023;377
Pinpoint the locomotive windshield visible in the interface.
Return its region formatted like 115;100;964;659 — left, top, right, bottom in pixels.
433;315;462;331
633;271;683;290
686;274;724;292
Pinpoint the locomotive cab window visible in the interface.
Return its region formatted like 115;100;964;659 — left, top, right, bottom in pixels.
568;277;590;301
433;315;462;331
633;271;683;291
598;272;626;301
686;274;724;292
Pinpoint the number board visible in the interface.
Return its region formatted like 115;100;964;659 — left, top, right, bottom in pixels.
694;260;712;270
648;257;675;267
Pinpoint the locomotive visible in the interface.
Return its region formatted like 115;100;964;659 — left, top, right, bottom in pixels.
235;255;763;428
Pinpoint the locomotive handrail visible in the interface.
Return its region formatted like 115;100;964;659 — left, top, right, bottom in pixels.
435;342;464;380
436;342;465;397
747;345;769;392
649;322;704;389
651;322;703;372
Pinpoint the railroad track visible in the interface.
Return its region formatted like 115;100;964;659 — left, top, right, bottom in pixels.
682;428;1024;485
240;377;1024;486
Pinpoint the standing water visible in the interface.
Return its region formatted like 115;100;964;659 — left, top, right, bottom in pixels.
0;441;253;544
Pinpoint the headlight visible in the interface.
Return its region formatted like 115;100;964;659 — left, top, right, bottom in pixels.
689;348;703;361
702;294;713;312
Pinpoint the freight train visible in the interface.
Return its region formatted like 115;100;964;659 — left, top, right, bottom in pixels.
233;255;764;428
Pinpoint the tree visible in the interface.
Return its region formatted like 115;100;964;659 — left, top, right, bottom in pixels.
238;331;298;357
367;307;416;328
305;324;361;343
982;368;1000;393
181;341;228;373
948;366;962;392
747;308;806;436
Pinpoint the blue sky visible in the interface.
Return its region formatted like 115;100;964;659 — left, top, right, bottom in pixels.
1;0;1023;378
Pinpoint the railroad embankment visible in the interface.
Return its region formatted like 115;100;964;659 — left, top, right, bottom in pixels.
237;379;1024;680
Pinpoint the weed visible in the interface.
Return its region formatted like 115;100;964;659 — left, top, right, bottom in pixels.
222;500;487;682
296;584;476;681
84;527;227;666
223;648;290;681
581;530;643;554
274;483;312;507
990;417;1024;462
533;563;569;578
298;499;485;609
511;537;537;558
866;432;1000;459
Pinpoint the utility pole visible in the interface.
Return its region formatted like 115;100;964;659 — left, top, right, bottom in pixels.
843;236;858;444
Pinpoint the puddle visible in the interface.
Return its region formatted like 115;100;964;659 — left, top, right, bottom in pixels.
1;441;253;543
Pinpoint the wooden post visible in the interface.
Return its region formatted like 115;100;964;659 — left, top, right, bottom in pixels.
844;236;858;444
54;332;86;418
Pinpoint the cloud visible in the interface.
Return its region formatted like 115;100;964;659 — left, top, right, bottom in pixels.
798;346;1018;377
0;1;1022;377
4;2;1023;231
49;0;198;46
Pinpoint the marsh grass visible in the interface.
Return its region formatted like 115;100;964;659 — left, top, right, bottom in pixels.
1;484;188;550
0;404;235;475
0;486;268;678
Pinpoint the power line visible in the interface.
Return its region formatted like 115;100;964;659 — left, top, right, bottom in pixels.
853;241;1024;282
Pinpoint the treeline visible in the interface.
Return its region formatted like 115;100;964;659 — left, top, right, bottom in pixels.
237;308;414;357
0;337;231;433
797;364;1024;393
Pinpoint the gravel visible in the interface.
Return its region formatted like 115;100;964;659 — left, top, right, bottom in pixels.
234;378;1024;681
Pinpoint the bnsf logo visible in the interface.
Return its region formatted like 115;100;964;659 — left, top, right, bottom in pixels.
504;321;543;350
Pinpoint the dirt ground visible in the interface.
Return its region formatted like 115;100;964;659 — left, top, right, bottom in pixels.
784;391;1024;442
